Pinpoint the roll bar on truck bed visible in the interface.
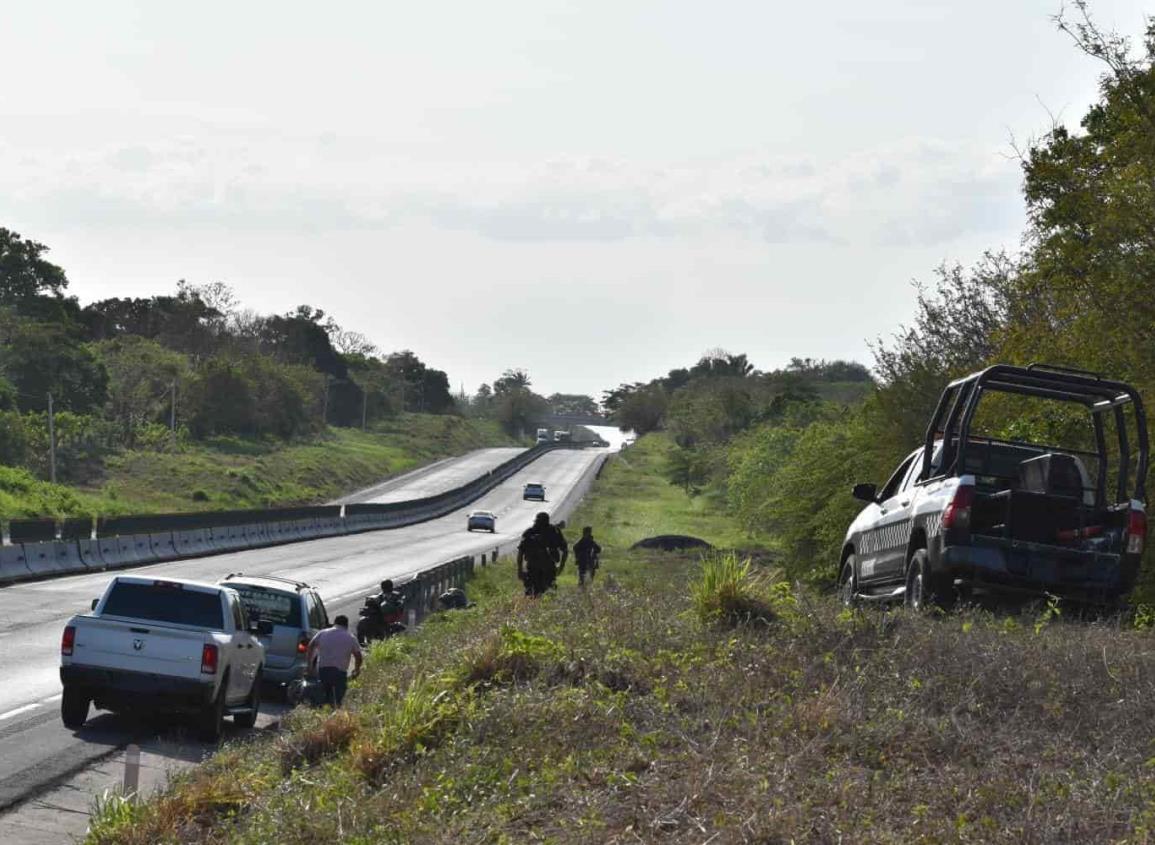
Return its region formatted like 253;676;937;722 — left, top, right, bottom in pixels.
920;363;1149;503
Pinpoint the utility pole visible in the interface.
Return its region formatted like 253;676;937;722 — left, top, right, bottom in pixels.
322;376;331;425
361;388;368;431
170;381;177;435
47;392;57;484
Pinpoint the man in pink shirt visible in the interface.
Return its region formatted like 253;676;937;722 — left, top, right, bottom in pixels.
306;615;363;707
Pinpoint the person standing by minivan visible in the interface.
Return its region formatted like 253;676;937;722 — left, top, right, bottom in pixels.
306;615;363;707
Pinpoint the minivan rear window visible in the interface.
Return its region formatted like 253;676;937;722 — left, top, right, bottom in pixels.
229;585;301;627
101;582;224;629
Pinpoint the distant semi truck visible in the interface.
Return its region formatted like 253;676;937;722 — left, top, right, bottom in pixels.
553;430;572;443
536;428;551;443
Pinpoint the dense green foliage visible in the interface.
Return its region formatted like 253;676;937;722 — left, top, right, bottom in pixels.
0;228;497;509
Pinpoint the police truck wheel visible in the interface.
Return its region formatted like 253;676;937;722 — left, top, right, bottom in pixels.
61;686;89;729
839;558;857;607
905;549;951;612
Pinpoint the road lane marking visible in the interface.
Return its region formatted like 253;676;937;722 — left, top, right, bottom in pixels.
40;694;62;704
0;703;40;721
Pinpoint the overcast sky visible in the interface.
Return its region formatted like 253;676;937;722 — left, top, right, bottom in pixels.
0;0;1149;398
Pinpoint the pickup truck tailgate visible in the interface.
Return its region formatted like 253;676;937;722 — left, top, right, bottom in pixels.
74;617;208;681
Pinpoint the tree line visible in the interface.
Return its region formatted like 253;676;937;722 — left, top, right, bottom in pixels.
606;7;1155;598
0;231;604;486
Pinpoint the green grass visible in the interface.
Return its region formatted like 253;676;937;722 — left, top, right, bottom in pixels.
1;414;519;518
87;433;1155;844
578;432;767;551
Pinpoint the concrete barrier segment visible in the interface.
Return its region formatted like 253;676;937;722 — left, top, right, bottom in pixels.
0;545;30;582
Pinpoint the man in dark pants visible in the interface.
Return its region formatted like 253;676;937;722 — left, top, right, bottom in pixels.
573;526;602;586
517;512;568;597
306;615;363;707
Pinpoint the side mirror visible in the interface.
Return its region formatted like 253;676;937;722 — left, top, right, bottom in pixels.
90;598;99;611
852;482;878;503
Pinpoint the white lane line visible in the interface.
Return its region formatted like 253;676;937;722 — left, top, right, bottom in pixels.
40;694;62;704
0;703;41;721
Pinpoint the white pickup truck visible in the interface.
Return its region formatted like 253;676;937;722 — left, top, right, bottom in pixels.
60;575;268;740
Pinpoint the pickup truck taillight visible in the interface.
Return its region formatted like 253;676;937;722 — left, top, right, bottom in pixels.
61;626;76;657
201;643;219;675
941;485;974;532
1127;509;1147;555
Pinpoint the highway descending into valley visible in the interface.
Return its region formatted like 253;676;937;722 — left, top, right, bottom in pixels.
0;442;611;817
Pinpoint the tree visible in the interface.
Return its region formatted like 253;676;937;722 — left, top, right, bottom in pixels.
614;384;667;434
494;369;532;394
81;290;220;357
0;322;108;413
382;351;454;414
547;393;600;416
0;228;69;303
329;329;379;358
92;337;191;445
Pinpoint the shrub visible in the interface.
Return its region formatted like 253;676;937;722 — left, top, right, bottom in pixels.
691;551;774;626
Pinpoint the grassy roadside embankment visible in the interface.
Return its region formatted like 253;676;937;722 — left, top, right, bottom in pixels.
0;414;519;519
87;434;1155;844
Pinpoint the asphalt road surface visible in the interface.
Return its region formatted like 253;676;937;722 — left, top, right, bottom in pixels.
0;445;606;818
335;447;526;504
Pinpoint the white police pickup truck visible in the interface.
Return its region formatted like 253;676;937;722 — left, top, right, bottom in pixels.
840;364;1149;609
60;575;269;740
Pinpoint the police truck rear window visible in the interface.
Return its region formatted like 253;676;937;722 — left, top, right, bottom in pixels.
101;583;225;630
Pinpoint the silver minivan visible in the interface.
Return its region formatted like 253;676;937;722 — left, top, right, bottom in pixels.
218;574;330;688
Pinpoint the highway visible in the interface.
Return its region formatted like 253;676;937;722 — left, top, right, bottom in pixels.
0;444;607;814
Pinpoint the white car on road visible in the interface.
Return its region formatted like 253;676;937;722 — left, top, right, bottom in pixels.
60;575;269;740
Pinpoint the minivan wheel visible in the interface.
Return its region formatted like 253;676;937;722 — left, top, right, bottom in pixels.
839;558;858;607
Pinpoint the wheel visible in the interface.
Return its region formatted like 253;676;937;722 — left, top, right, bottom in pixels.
61;686;89;729
233;670;262;729
198;682;227;742
839;557;858;607
905;549;953;612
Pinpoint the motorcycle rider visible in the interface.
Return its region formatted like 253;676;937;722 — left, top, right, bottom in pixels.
357;579;407;644
376;579;406;628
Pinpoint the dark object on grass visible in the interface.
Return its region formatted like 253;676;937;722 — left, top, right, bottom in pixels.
438;587;473;610
286;676;327;707
630;535;713;552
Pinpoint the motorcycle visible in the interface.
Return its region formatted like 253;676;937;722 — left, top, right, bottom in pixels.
356;595;406;645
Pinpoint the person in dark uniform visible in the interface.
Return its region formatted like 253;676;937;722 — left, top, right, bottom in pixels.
517;512;569;597
573;526;602;586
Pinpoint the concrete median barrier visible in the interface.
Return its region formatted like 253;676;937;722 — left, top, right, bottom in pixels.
130;535;158;565
25;541;83;577
149;533;178;562
114;537;139;566
77;539;105;570
0;546;30;582
173;529;211;558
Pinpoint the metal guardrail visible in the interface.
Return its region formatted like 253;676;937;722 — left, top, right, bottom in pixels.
0;441;599;585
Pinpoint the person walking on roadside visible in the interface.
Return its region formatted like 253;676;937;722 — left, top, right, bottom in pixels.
306;615;363;707
517;512;569;597
573;526;602;586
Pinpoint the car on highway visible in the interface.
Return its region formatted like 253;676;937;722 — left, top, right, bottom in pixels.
219;573;330;690
523;482;546;501
467;510;497;532
60;575;269;740
840;364;1149;610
